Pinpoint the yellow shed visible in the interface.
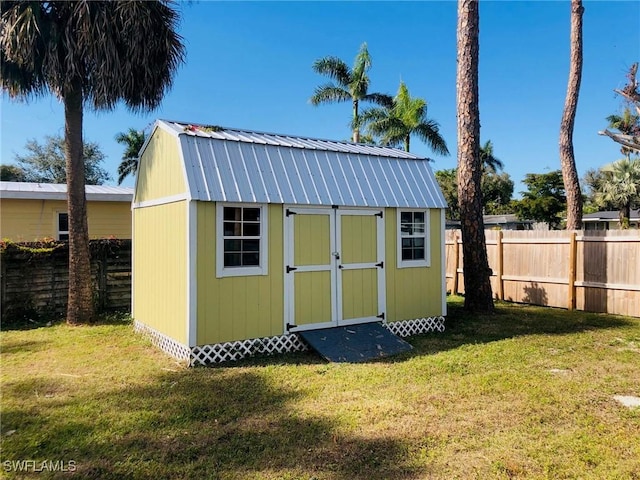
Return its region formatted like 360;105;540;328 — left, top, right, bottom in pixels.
133;120;447;365
0;181;133;241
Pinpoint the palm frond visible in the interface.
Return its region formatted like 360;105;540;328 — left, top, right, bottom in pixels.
310;84;351;106
311;57;351;87
414;121;449;156
363;92;394;108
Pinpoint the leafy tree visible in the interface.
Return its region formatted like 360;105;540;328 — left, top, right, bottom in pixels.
583;167;616;211
435;169;460;220
310;42;392;143
559;0;584;230
456;0;493;312
482;171;514;214
13;135;110;185
513;171;567;229
436;167;513;220
115;128;146;185
358;81;449;154
1;1;185;324
594;158;640;228
600;63;640;153
0;164;27;181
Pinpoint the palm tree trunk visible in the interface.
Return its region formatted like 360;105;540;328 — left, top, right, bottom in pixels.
404;135;410;152
353;99;360;143
456;0;494;312
64;79;95;324
559;0;584;230
620;203;631;229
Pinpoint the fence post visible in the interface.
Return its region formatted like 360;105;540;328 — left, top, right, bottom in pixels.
496;230;504;300
453;233;460;294
568;231;577;310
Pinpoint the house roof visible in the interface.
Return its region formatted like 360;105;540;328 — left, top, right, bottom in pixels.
0;182;133;202
154;120;447;209
583;210;640;222
482;214;532;225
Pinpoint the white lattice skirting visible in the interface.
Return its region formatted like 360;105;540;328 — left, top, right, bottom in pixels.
135;316;445;366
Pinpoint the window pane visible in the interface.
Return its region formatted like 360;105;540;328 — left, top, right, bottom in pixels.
414;237;425;247
243;223;260;236
59;233;69;241
413;223;425;234
224;207;241;221
402;238;413;248
224;222;242;236
224;253;241;267
242;252;260;266
400;212;412;224
243;239;260;252
224;239;241;252
400;223;412;236
401;248;413;260
413;212;424;223
243;208;260;222
414;248;425;259
59;213;69;231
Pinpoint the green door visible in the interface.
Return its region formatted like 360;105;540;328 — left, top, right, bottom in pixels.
284;207;385;332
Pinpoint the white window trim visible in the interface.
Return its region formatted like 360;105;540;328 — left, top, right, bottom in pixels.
216;203;268;278
397;208;430;268
57;212;69;241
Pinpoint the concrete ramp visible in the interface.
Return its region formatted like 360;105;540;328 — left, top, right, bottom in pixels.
298;323;413;363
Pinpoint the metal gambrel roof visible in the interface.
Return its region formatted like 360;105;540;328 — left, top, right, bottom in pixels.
158;120;447;209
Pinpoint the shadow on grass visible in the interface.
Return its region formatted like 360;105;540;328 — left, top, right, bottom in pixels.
2;369;422;479
405;296;637;358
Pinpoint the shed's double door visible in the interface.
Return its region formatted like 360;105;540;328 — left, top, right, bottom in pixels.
284;207;386;332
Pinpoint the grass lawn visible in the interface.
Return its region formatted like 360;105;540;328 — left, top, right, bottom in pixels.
1;297;639;479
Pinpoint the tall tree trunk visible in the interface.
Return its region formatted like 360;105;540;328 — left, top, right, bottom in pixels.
456;0;494;312
404;135;410;152
64;80;94;324
353;99;360;143
559;0;584;230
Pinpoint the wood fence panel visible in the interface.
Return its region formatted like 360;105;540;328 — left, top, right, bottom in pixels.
1;240;132;323
446;229;640;317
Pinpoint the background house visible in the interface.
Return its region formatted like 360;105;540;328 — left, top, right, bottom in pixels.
133;120;448;365
582;210;640;230
0;181;133;241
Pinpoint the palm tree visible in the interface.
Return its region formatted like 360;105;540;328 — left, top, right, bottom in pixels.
479;140;504;173
310;42;392;143
116;128;146;185
559;0;584;230
606;108;640;158
358;81;449;154
1;1;185;324
456;0;493;312
596;158;640;228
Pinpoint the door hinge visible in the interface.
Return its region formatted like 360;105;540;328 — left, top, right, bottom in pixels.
286;209;296;217
375;261;384;268
286;265;298;273
286;323;297;331
375;211;383;218
376;312;385;320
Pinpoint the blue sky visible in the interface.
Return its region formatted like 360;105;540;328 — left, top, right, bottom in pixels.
1;1;639;194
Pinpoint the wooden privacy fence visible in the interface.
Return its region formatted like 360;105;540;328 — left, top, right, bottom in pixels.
446;230;640;317
1;239;131;324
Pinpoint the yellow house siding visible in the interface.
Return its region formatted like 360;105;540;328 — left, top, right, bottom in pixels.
385;208;444;321
135;127;186;203
0;198;131;241
196;203;284;345
133;201;188;344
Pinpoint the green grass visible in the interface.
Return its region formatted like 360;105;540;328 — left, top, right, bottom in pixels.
1;298;639;479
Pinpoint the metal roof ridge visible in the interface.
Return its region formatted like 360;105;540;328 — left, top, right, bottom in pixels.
161;119;428;160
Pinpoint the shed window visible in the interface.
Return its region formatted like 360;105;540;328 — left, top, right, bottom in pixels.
216;204;268;277
58;213;69;241
397;210;430;268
